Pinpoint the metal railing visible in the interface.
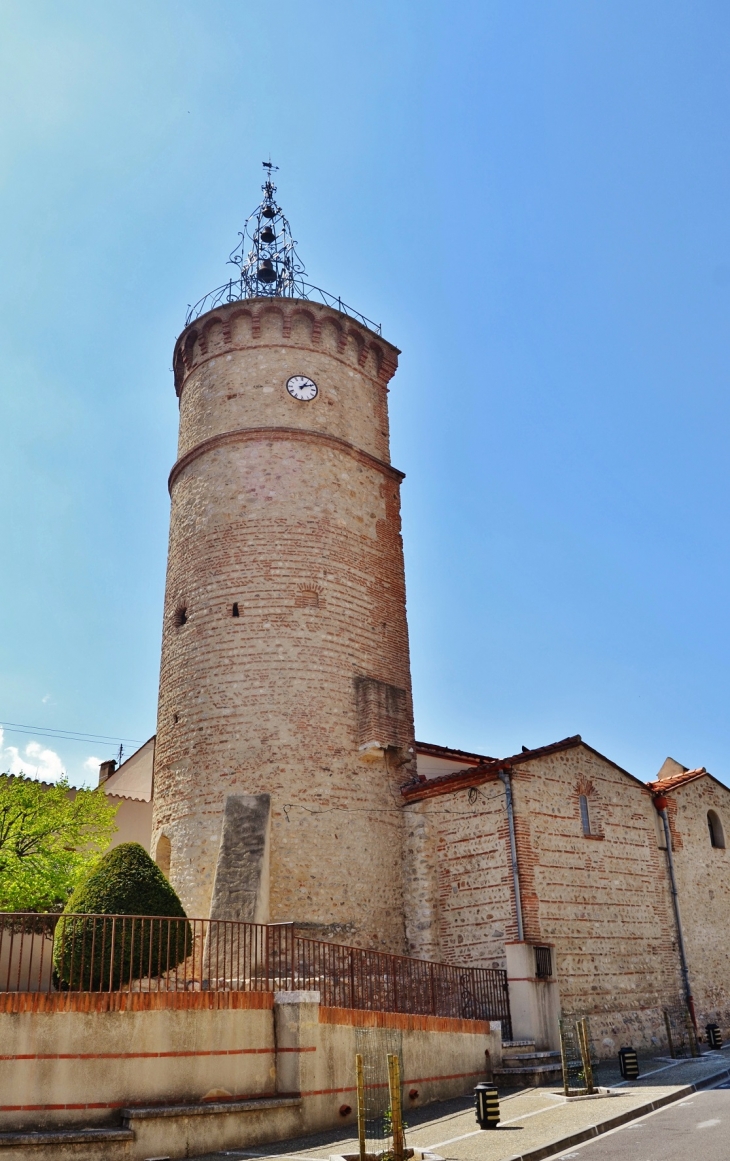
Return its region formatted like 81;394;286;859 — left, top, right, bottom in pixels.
0;913;511;1035
184;278;382;334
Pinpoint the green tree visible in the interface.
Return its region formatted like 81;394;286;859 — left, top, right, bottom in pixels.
0;774;118;912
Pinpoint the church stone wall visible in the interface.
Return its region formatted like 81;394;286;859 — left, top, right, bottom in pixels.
510;746;684;1051
152;299;414;953
404;744;689;1054
665;777;730;1031
403;778;515;967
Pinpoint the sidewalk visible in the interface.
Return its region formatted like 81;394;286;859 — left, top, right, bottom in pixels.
190;1043;730;1161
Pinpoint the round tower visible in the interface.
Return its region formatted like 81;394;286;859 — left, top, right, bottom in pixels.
151;171;415;951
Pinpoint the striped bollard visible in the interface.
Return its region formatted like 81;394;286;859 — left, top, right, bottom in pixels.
474;1082;499;1129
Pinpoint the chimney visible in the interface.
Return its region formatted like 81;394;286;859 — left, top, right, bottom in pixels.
98;759;116;786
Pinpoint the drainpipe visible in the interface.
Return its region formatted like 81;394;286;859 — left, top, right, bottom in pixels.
499;768;524;943
654;794;697;1031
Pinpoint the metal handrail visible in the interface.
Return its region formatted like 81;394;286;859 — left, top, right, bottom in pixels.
0;912;511;1035
184;279;382;335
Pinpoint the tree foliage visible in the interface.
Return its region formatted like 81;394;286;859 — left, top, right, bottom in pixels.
55;842;189;989
63;841;186;917
0;774;118;912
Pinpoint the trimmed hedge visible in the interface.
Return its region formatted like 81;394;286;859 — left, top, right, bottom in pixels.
53;842;191;990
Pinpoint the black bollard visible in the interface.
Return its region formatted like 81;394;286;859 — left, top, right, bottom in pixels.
706;1023;722;1049
618;1047;639;1080
474;1082;500;1129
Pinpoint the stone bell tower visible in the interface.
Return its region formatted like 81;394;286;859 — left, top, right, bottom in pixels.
151;166;415;951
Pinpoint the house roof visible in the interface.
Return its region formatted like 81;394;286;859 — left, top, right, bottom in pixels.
501;735;584;767
646;767;730;800
101;737;155;802
647;768;707;794
402;734;646;803
414;740;495;765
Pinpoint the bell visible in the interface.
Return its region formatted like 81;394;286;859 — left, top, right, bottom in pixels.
260;226;276;243
257;259;277;283
261;203;276;219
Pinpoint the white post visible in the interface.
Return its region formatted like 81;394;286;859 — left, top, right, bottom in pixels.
504;942;560;1050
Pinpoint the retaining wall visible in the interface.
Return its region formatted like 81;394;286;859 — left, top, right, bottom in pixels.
0;990;500;1160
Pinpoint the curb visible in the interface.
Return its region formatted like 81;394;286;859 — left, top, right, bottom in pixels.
503;1063;730;1161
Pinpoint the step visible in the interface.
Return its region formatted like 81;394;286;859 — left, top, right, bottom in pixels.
0;1127;134;1148
494;1060;563;1088
505;1051;561;1062
502;1041;536;1056
122;1093;303;1161
0;1098;301;1151
496;1062;563;1076
121;1094;301;1122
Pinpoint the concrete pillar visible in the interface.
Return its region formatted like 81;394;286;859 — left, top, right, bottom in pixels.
274;990;321;1096
505;942;560;1050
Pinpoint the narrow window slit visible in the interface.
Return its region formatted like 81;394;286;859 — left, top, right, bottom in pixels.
232;602;240;617
579;794;591;836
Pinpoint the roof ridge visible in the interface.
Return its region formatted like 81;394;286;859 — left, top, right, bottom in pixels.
647;767;707;792
415;740;496;763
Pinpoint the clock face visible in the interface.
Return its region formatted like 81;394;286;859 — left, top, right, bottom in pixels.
286;374;318;402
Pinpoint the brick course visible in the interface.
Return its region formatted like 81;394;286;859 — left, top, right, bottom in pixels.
402;743;687;1052
509;748;684;1049
658;775;730;1030
152;299;414;951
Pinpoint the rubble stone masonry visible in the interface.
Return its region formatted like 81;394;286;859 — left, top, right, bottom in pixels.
152;299;415;950
664;775;730;1030
402;742;687;1052
509;746;684;1050
403;776;514;965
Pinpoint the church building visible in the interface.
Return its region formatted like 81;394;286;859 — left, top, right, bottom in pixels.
102;167;730;1056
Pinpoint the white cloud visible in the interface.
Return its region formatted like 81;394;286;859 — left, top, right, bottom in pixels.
0;728;66;783
84;756;103;775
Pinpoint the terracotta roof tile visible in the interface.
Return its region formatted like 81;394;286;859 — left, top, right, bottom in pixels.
402;735;588;802
647;768;707;793
414;740;496;764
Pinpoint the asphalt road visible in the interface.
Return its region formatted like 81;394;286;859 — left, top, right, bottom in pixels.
552;1085;730;1161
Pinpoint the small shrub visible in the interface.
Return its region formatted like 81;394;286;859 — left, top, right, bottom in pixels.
53;842;190;990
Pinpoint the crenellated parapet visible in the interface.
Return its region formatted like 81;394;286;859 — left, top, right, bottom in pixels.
173;298;399;396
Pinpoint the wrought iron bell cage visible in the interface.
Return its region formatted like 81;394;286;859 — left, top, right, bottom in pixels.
229;163;306;299
184;162;382;334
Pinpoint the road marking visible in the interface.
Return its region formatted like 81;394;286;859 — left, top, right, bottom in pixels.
225;1154;330;1160
611;1048;730;1087
548;1090;725;1157
424;1129;482;1148
696;1118;721;1128
426;1100;584;1148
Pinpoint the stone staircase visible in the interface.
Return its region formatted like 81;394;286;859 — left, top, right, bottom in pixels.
494;1039;563;1088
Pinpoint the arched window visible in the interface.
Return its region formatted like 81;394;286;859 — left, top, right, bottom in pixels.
708;810;725;850
155;834;172;877
579;794;591;836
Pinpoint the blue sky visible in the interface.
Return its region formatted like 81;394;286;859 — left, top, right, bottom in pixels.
1;1;729;787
